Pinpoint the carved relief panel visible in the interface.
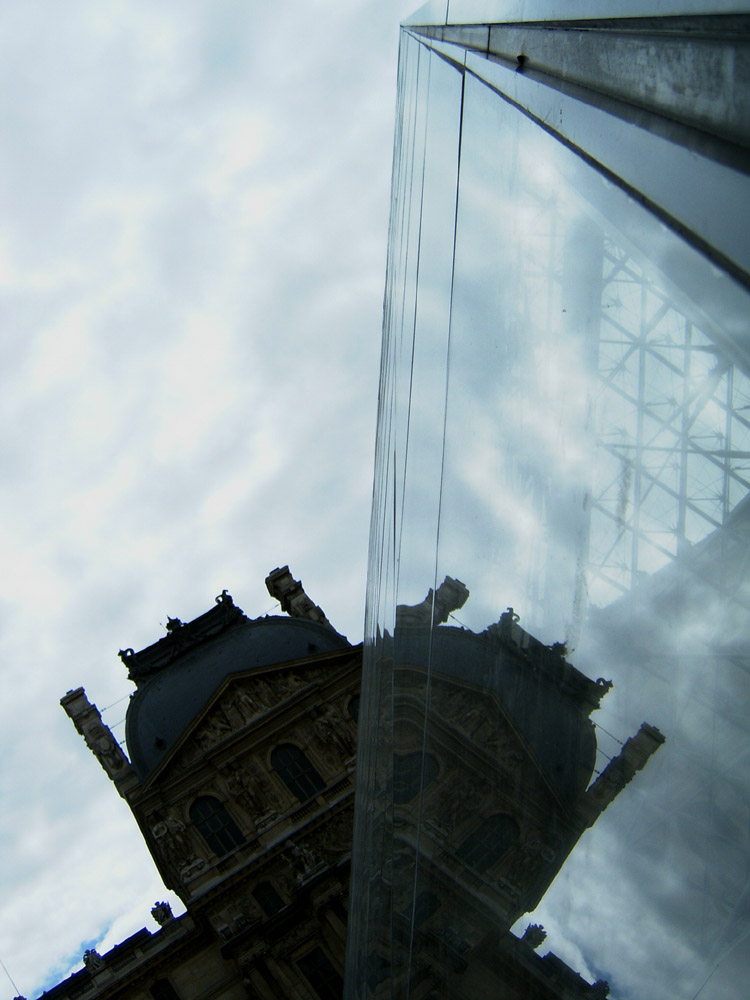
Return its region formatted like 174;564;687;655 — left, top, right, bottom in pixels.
147;809;207;882
220;754;282;830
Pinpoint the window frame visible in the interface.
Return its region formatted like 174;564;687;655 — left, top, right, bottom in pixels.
189;794;245;858
271;743;326;803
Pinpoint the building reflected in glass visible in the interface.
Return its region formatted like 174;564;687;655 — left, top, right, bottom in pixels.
346;5;750;999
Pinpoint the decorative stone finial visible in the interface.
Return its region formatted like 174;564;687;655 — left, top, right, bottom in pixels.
60;688;137;798
579;722;665;827
396;576;470;627
151;900;173;925
83;948;104;970
266;566;333;629
284;839;325;882
117;592;246;684
522;923;547;949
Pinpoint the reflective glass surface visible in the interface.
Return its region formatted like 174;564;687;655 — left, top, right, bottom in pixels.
347;26;750;1000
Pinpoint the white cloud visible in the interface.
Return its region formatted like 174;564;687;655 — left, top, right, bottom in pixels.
0;0;412;993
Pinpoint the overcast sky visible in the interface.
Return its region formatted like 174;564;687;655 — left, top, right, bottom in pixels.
5;6;746;999
0;1;415;993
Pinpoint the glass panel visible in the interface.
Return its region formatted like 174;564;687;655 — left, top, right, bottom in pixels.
390;751;439;803
348;24;750;1000
348;30;466;1000
456;814;520;873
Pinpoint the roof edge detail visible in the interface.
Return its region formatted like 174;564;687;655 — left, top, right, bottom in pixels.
119;591;247;685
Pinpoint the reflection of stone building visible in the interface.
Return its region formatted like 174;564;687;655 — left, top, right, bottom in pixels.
39;569;661;1000
49;570;361;1000
353;578;664;999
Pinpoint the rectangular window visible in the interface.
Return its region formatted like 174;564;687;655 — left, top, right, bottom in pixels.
253;879;285;917
150;980;180;1000
297;946;344;1000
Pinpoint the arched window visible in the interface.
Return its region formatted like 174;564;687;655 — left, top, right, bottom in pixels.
189;796;245;857
272;744;325;802
456;813;520;873
391;752;439;804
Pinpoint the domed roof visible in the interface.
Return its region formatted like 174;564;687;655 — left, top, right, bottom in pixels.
390;621;601;806
125;613;350;779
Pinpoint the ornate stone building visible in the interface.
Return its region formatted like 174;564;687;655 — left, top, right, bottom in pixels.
349;579;663;999
37;568;661;1000
51;569;361;1000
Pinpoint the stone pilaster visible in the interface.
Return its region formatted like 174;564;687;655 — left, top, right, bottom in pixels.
61;687;139;798
577;722;665;828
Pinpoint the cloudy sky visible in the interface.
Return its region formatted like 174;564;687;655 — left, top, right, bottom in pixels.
0;1;415;993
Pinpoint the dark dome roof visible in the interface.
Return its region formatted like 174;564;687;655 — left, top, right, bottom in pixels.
125;616;350;779
391;624;598;806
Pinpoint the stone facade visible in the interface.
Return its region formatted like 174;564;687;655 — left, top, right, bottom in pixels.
44;570;661;1000
347;587;664;1000
51;572;360;1000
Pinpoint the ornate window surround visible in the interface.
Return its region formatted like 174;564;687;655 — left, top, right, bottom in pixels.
189;795;246;858
272;743;327;803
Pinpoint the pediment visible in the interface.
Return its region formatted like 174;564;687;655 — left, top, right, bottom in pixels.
142;646;358;787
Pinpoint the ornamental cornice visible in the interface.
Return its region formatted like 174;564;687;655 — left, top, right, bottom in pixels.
119;591;247;683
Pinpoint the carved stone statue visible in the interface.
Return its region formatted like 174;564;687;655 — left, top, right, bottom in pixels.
285;839;323;881
196;711;233;750
151;900;173;925
83;948;104;970
225;761;265;814
484;723;524;765
517;837;558;882
178;857;206;879
277;671;307;697
265;565;333;628
313;704;354;758
396;576;469;626
86;723;126;774
151;813;193;868
450;776;488;825
522;923;547;948
231;685;270;725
